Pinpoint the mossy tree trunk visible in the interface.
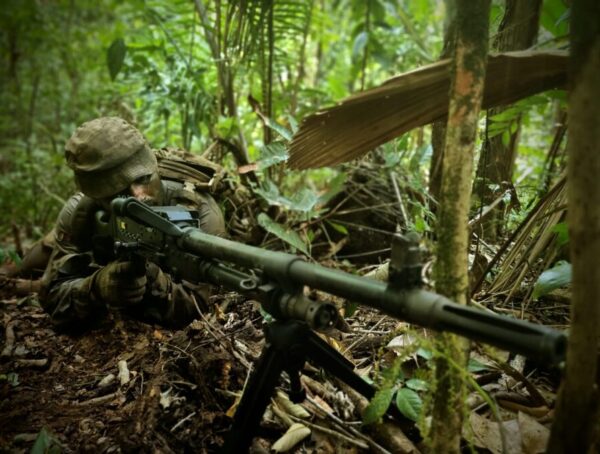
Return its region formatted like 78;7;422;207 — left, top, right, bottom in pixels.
473;0;542;244
547;0;600;452
429;1;490;452
428;7;455;206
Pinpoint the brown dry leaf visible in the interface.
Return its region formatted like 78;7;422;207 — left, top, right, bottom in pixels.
316;332;342;351
386;333;418;351
311;394;335;414
225;395;241;418
518;411;550;454
289;50;567;169
468;412;523;454
152;330;163;340
271;423;311;453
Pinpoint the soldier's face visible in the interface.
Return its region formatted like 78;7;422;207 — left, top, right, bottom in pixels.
127;171;162;205
99;171;162;210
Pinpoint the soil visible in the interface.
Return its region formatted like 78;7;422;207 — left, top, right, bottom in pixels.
0;289;403;453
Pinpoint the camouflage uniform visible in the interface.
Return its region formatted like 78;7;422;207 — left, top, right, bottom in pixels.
40;117;226;331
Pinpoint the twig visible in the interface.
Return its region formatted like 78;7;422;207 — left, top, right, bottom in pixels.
35;181;67;205
342;316;387;354
390;171;409;226
468;189;512;229
306;395;392;454
286;413;369;450
197;310;252;370
336;248;391;259
15;358;48;368
75;391;120;406
1;320;16;358
170;411;196;432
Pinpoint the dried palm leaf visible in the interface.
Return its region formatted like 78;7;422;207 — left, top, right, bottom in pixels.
288;50;567;169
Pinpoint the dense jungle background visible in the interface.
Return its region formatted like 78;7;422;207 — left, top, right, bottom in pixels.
1;0;598;452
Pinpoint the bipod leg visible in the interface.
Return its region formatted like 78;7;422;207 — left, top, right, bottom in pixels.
221;320;310;453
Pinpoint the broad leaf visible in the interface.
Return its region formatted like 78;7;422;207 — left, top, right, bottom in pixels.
257;213;308;255
533;261;572;299
468;358;493;373
254;180;320;213
395;387;422;422
107;38;127;81
258;142;288;170
363;387;394;425
405;378;429;391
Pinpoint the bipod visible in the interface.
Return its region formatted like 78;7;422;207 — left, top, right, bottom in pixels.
221;319;404;453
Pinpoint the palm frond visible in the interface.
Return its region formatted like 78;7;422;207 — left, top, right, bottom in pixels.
288;50;568;169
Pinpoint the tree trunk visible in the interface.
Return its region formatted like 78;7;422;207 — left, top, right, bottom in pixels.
473;0;542;243
429;1;490;452
428;6;455;205
547;0;600;452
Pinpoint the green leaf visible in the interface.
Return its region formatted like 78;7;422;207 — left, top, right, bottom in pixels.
264;117;293;141
215;116;235;137
257;213;309;255
258;305;275;323
541;0;569;36
0;372;19;387
344;300;359;317
533;261;572;299
286;114;299;134
326;220;348;235
468;358;492;373
31;427;61;454
352;31;368;60
405;378;429;391
258;142;288;170
363;387;394;425
416;348;432;360
395;387;422;422
552;222;569;246
107;38;127;81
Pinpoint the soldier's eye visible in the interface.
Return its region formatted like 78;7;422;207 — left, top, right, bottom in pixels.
133;174;153;185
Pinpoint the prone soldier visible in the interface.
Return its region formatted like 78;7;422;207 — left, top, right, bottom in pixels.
40;117;227;330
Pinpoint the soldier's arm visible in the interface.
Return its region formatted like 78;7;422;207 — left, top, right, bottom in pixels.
40;194;108;330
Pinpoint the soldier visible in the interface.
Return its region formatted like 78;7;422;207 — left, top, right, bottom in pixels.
40;117;227;331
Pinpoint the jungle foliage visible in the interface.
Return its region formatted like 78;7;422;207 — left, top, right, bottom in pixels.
2;0;587;449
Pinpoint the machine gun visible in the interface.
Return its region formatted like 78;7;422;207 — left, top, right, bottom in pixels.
108;197;567;453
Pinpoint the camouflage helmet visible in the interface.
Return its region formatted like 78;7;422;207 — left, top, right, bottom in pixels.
65;117;158;199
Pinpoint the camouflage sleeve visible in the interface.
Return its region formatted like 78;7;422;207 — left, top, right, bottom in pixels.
42;189;227;330
40;193;107;330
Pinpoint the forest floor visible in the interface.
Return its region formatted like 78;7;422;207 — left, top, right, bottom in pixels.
0;282;567;453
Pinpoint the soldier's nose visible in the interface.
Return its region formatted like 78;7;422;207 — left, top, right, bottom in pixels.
130;184;148;199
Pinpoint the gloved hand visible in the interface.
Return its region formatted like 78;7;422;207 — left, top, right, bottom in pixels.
145;262;170;299
92;260;147;307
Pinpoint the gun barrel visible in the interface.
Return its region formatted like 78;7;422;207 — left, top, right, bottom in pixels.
180;228;566;365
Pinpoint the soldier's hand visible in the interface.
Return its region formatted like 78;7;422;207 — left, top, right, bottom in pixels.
145;262;170;299
93;261;147;306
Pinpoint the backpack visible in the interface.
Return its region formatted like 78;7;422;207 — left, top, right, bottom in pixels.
154;146;228;195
